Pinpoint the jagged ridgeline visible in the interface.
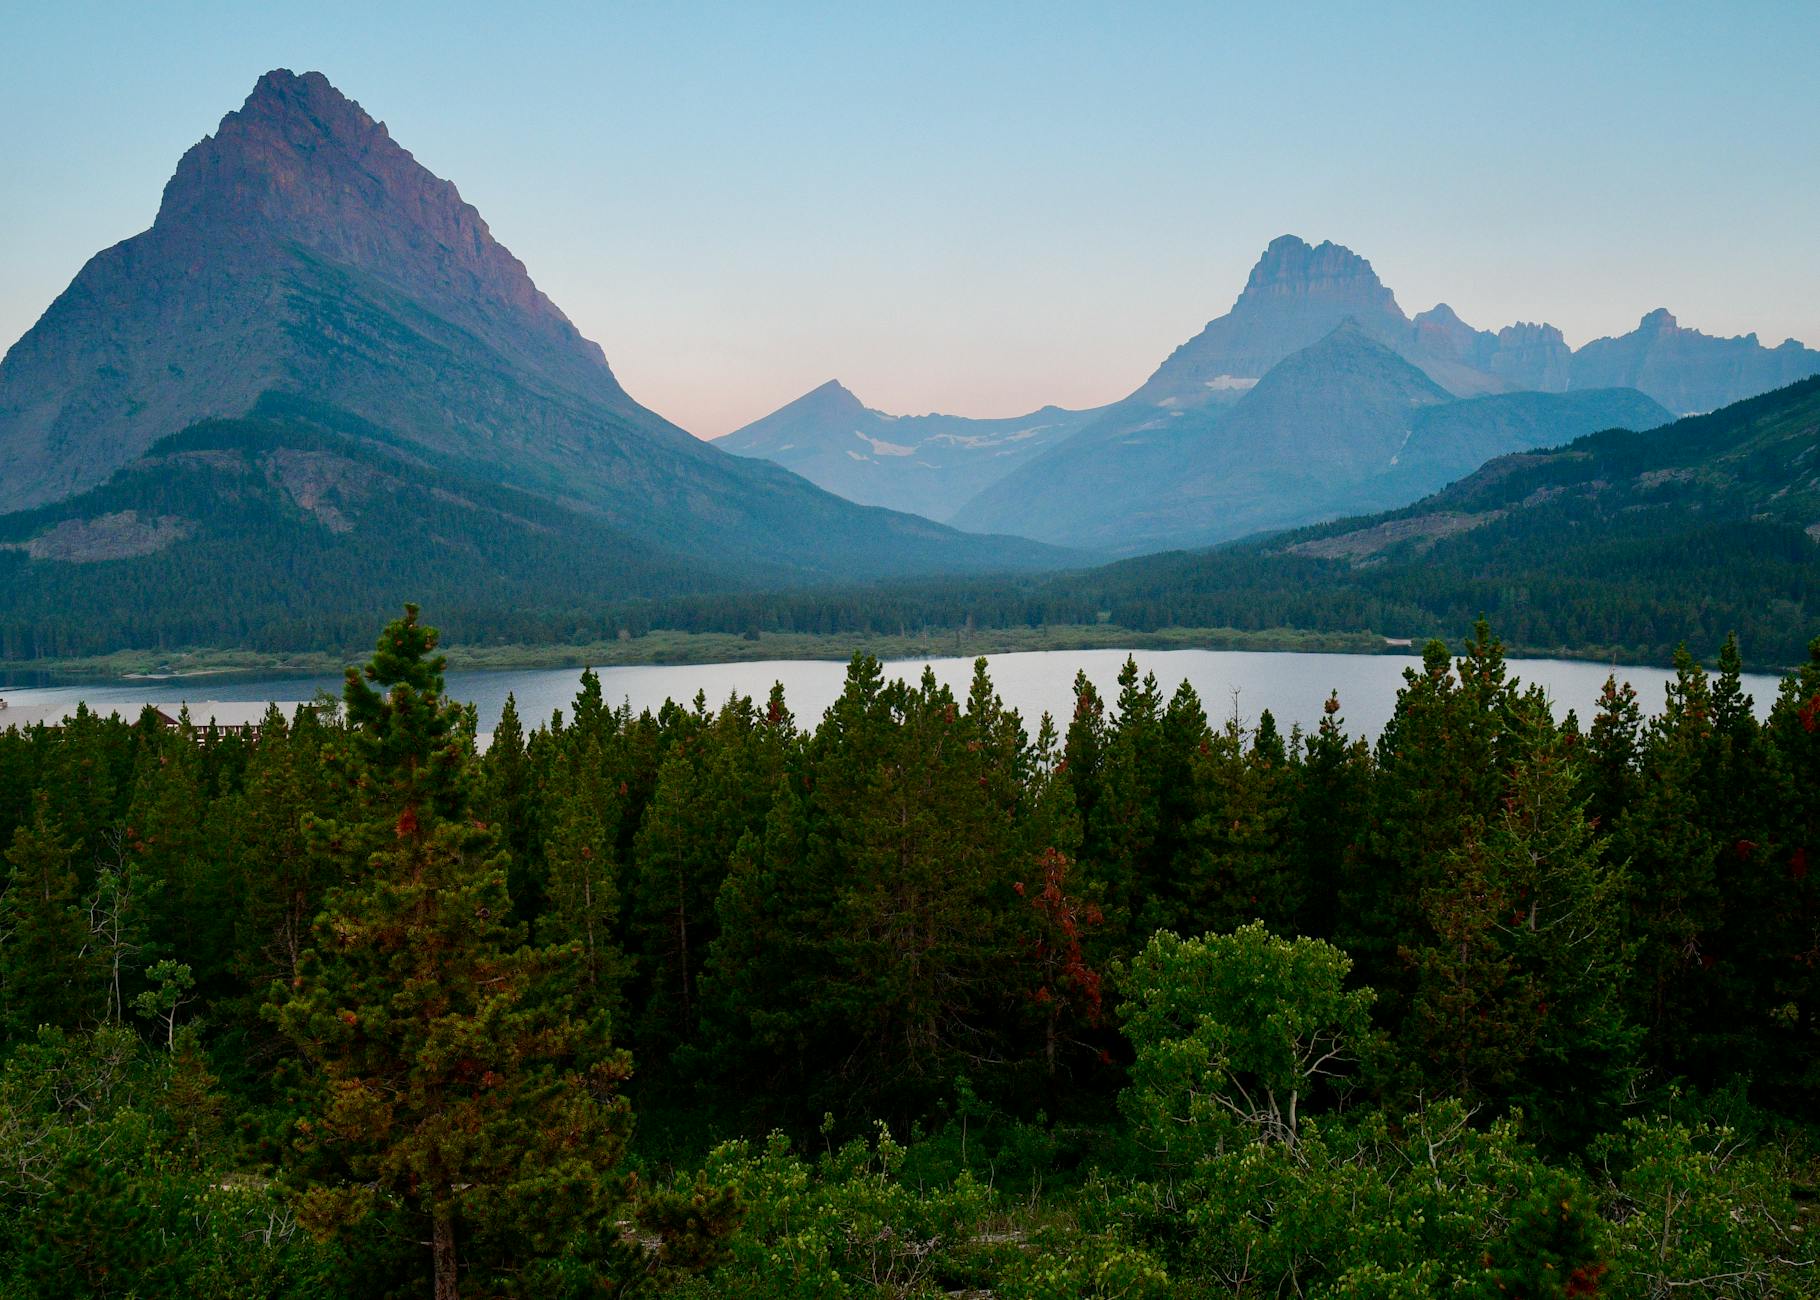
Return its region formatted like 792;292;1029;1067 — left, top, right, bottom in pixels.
730;234;1818;551
636;376;1820;669
0;68;1066;648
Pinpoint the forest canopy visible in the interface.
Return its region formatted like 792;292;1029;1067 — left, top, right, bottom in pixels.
0;608;1815;1296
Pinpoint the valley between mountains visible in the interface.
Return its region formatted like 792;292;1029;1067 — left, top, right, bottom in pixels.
2;70;1817;667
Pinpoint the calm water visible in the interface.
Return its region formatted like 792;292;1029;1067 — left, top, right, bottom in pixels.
0;649;1789;741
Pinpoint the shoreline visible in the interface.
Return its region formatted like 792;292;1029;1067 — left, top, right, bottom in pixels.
0;622;1778;687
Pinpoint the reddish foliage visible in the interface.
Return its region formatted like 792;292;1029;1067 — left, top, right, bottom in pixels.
395;806;418;838
1799;693;1820;733
1566;1261;1609;1296
1734;839;1757;861
1020;848;1105;1026
1793;847;1809;881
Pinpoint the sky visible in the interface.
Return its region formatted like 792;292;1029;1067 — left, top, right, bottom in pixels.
3;2;1818;438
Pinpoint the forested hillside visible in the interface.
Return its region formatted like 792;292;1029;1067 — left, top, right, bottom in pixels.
618;376;1820;671
0;396;1062;662
0;607;1815;1295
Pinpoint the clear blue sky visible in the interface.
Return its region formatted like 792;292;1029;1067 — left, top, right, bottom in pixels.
4;1;1817;436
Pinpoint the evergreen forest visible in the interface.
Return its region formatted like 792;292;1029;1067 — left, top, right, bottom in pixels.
0;606;1816;1297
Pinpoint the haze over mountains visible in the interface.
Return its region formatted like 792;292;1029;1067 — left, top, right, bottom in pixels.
2;67;1814;665
729;235;1815;552
1063;373;1820;664
716;381;1104;523
0;69;1059;606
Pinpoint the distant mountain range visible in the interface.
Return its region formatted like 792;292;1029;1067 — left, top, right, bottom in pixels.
674;377;1820;668
715;381;1104;523
3;68;1814;662
727;234;1816;552
953;325;1671;552
0;69;1061;617
1056;373;1820;664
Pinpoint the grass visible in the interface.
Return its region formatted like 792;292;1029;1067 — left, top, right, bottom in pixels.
4;624;1401;682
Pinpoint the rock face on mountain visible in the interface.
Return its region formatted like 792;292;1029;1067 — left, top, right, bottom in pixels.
1569;309;1820;415
0;70;1059;582
716;380;1102;522
1489;322;1573;391
733;234;1703;549
1133;236;1443;405
951;324;1671;553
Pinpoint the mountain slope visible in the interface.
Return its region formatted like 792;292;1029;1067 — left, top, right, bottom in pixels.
730;234;1811;538
1059;376;1820;663
716;381;1102;522
0;394;1074;659
952;324;1670;552
0;69;1060;582
0;401;699;657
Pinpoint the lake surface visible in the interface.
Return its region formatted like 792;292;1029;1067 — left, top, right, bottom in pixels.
0;649;1790;742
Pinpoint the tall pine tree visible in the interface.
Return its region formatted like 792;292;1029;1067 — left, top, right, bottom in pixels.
272;607;633;1298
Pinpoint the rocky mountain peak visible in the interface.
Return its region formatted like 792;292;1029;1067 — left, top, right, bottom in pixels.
1639;308;1681;333
153;69;583;350
1411;303;1494;366
798;379;866;415
1415;302;1469;328
1498;321;1567;345
1235;235;1402;317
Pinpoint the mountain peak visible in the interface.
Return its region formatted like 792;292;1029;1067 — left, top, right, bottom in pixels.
243;67;375;131
1236;235;1400;316
159;69;396;229
0;67;644;514
147;68;606;390
784;379;867;420
1414;302;1467;328
1640;308;1680;332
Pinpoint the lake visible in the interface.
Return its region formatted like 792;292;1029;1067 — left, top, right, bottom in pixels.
0;648;1790;741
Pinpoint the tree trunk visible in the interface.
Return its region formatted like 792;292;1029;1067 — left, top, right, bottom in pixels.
433;1201;459;1300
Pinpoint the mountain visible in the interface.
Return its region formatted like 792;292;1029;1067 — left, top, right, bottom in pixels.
951;323;1671;552
715;381;1102;522
0;69;1061;584
729;234;1811;543
0;390;1080;659
1065;376;1820;664
1569;309;1820;415
0;400;691;657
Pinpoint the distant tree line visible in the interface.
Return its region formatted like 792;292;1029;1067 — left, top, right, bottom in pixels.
0;609;1815;1295
6;510;1813;668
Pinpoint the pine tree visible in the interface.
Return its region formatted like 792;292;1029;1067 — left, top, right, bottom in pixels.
628;691;789;1068
540;732;630;1028
1745;635;1820;1108
271;607;633;1298
1584;675;1643;834
0;799;100;1037
1406;711;1635;1143
1082;659;1166;951
476;692;543;924
222;706;337;993
1343;628;1516;1011
1290;692;1370;940
1615;647;1724;1070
